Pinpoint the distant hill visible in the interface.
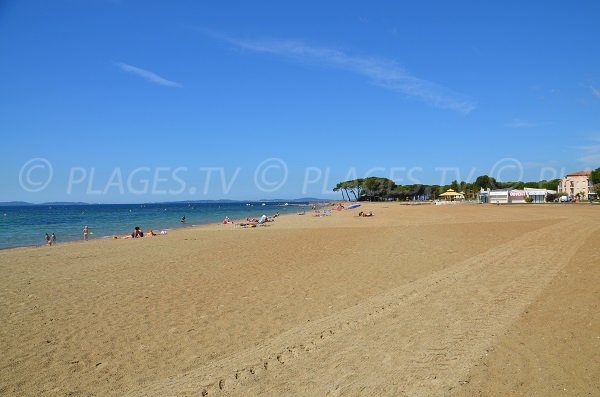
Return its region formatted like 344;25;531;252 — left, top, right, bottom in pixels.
0;198;331;206
42;202;90;205
259;198;331;202
153;199;241;204
158;198;331;204
0;201;91;206
0;201;34;206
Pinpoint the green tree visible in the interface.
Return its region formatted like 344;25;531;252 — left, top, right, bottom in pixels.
474;175;497;189
361;177;396;201
539;179;560;191
333;183;349;201
591;168;600;184
333;179;366;201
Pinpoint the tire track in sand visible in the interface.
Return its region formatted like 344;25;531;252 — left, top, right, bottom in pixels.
129;217;592;396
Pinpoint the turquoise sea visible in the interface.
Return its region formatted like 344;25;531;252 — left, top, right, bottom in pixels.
0;202;312;249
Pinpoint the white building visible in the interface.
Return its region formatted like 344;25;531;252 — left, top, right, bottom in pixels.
485;188;555;204
524;188;557;203
488;189;510;204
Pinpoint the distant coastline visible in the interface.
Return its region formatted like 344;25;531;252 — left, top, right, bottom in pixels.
0;198;331;207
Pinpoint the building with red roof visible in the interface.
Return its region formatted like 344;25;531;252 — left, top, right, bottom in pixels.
557;170;594;199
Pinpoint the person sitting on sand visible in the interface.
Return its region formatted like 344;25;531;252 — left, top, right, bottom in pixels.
258;215;269;224
133;227;144;238
223;216;232;224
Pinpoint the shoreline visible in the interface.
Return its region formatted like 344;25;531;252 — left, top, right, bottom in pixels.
0;202;334;252
2;200;593;251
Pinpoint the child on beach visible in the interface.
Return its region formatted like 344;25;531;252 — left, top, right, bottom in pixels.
83;226;89;241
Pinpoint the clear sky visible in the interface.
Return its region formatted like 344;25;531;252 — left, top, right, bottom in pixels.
1;0;599;203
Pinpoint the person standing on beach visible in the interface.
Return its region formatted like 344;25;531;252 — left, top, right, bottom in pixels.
51;233;56;245
45;233;51;246
83;226;89;241
181;215;186;224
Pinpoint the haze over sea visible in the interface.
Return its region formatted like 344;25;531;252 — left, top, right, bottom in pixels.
0;202;310;249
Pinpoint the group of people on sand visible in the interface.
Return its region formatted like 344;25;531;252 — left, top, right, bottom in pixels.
72;212;287;245
81;224;166;242
233;213;278;227
313;209;332;217
120;227;164;239
221;212;280;227
44;233;57;246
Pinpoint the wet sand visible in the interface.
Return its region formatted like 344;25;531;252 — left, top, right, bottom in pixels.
1;203;598;396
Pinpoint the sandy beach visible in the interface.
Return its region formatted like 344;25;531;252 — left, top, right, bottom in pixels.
1;203;598;396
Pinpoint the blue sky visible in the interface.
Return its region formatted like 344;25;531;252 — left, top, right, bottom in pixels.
1;0;599;202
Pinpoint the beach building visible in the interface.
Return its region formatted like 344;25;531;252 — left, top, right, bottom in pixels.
487;189;525;204
524;187;557;203
509;190;527;203
488;189;510;204
558;170;593;199
439;189;464;201
485;188;554;204
478;188;490;203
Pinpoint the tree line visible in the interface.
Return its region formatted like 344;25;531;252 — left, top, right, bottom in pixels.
335;167;600;201
333;175;562;201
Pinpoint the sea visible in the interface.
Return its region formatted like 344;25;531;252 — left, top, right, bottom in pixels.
0;202;313;250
